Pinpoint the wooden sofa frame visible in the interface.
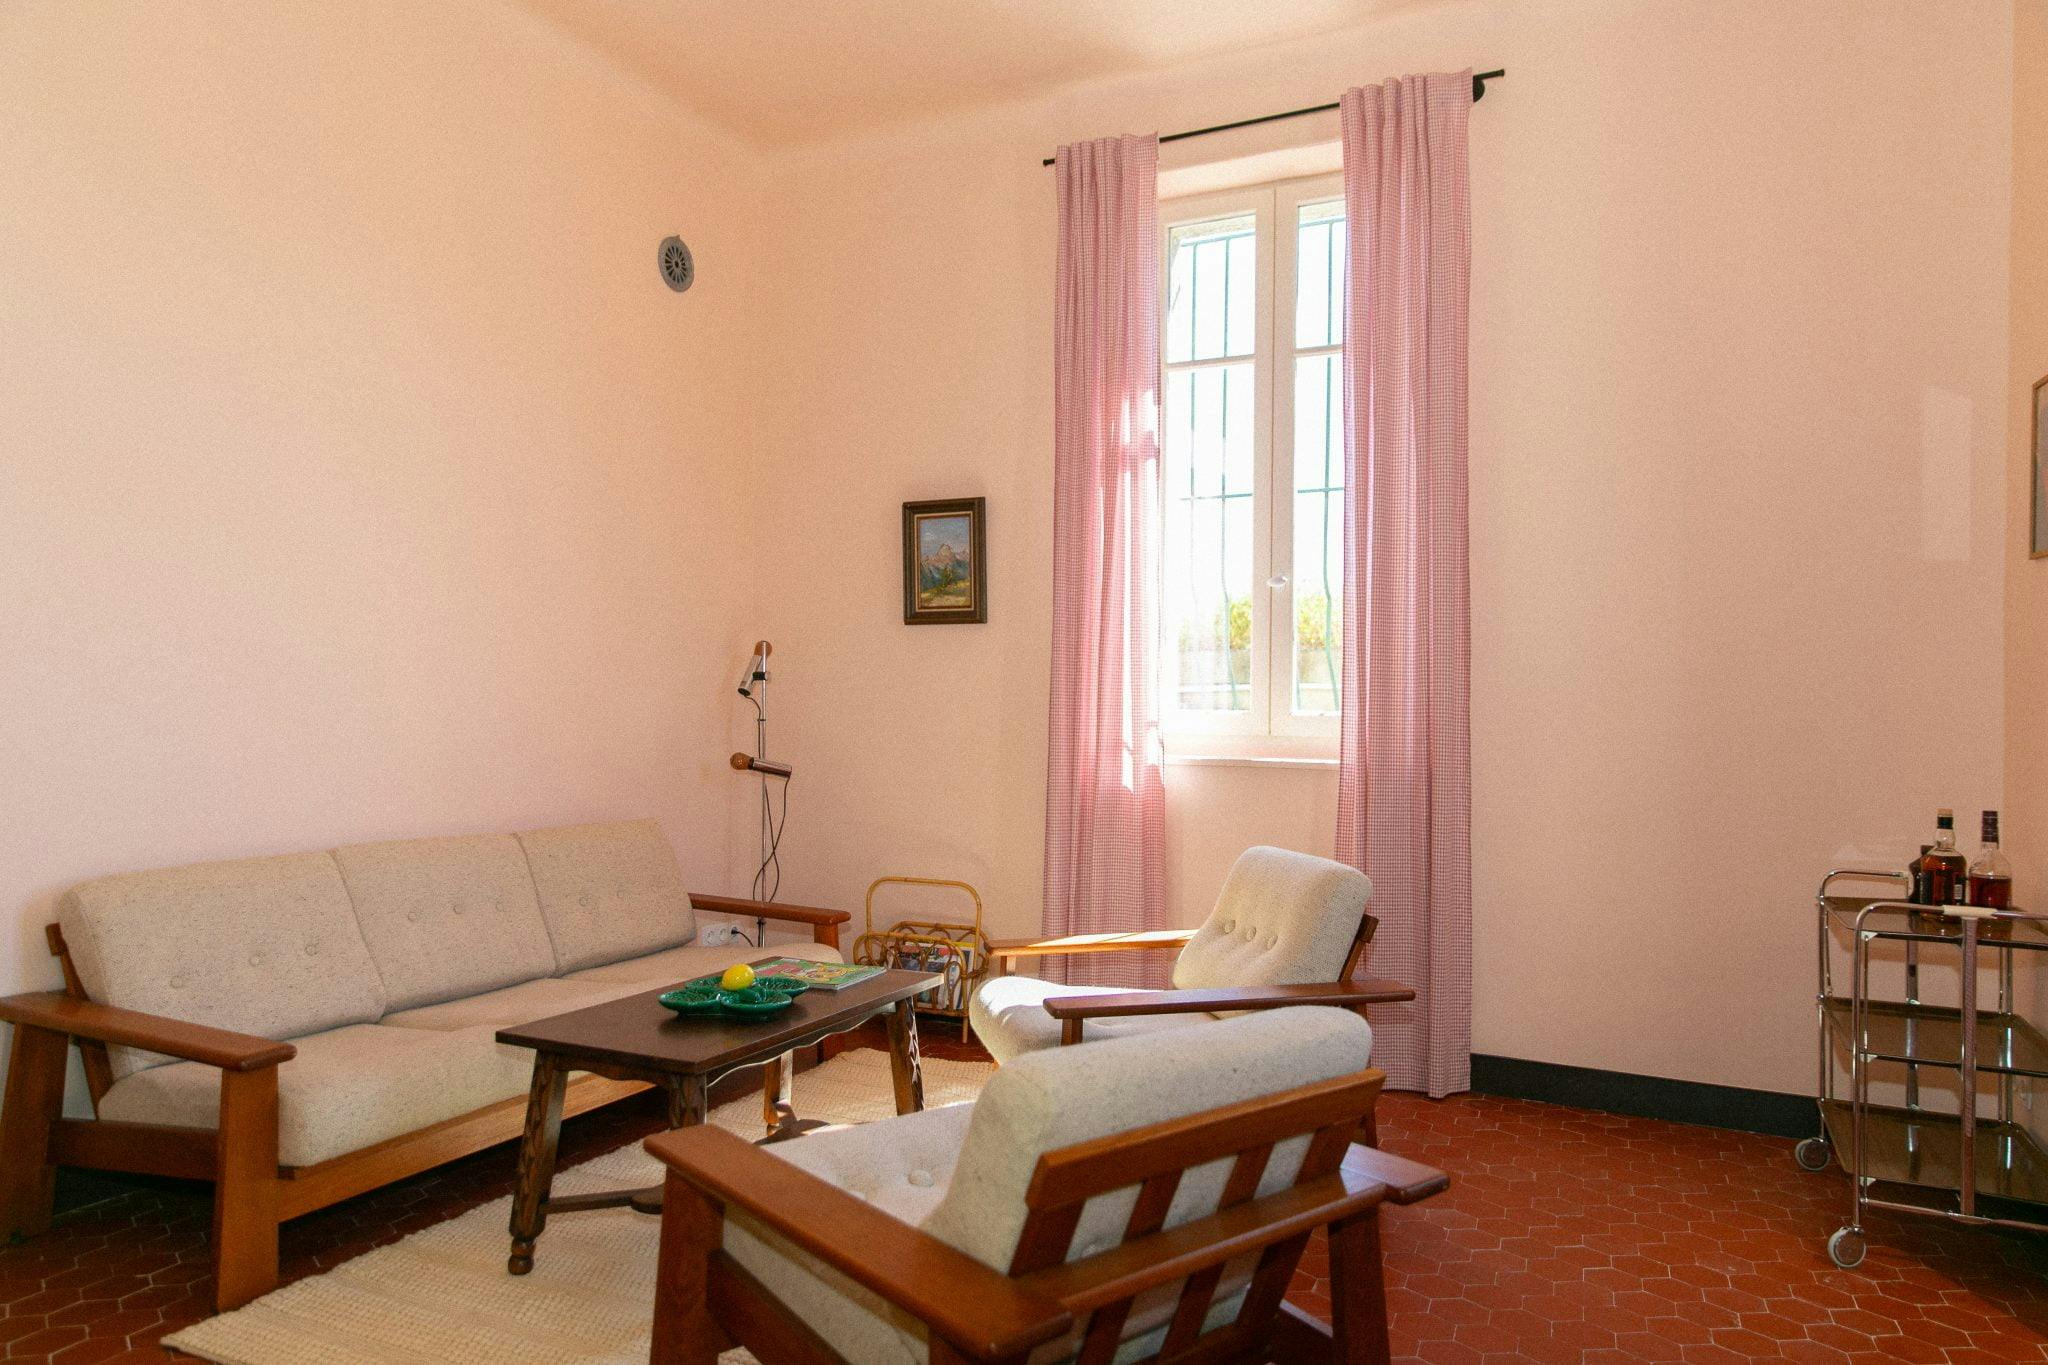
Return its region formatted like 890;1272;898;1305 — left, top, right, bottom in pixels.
646;1067;1449;1364
0;892;849;1311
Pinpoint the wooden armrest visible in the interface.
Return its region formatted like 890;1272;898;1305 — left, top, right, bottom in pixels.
989;929;1197;961
1020;1165;1388;1312
0;992;295;1071
1043;979;1416;1022
687;893;851;927
1340;1142;1450;1205
648;1125;1072;1360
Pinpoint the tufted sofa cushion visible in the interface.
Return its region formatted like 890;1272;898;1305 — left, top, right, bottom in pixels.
517;820;696;973
377;976;647;1031
333;834;559;1013
1170;845;1370;991
58;852;386;1079
96;1022;534;1167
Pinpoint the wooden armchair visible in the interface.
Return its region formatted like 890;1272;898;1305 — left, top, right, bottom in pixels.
973;847;1413;1057
646;1007;1446;1364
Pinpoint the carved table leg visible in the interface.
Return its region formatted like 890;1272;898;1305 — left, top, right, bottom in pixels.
888;998;924;1115
665;1073;706;1130
757;1052;827;1145
621;1075;710;1215
761;1052;793;1136
507;1052;567;1274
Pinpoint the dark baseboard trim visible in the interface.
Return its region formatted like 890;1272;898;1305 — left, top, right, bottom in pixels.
1470;1053;1814;1139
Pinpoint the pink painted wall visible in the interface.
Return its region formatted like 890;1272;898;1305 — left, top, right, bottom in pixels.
0;0;770;1086
740;0;2015;1094
2013;1;2048;1056
0;0;2026;1110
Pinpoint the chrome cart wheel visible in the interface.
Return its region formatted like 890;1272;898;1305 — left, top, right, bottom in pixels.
1794;1137;1832;1171
1827;1227;1866;1269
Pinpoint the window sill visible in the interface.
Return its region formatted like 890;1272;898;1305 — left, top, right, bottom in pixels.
1163;753;1339;771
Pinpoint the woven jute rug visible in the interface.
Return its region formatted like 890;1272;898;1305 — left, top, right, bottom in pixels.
165;1049;993;1364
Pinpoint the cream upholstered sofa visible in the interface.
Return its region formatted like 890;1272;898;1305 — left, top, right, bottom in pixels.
972;846;1399;1062
646;1006;1448;1363
0;818;846;1310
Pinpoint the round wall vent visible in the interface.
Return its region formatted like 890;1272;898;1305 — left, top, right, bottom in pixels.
658;236;694;292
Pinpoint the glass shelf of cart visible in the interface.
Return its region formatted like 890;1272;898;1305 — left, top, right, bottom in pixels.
1818;1100;2048;1208
1820;998;2048;1077
1821;897;2048;949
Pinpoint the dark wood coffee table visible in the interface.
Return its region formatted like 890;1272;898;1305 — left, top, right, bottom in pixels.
496;961;939;1274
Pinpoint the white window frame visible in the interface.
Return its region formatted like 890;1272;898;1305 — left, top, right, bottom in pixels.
1158;173;1345;760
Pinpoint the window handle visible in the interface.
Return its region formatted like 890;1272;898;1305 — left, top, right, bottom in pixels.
1267;574;1290;589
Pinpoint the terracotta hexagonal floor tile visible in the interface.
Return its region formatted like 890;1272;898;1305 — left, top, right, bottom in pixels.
5;1041;2048;1363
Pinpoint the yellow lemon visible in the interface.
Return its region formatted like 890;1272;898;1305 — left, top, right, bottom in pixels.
720;963;757;992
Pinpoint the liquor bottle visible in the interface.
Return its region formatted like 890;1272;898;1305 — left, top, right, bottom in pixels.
1911;809;1967;932
1968;811;2013;940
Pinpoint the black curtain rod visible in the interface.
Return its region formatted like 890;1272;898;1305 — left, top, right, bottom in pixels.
1040;69;1503;167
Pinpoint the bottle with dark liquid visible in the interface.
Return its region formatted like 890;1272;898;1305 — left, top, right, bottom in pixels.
1969;809;2014;940
1911;808;1967;933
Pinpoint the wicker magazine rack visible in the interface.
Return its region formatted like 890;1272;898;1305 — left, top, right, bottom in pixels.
851;877;989;1042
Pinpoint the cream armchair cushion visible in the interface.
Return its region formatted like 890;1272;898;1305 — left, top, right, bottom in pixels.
1170;845;1371;990
968;978;1207;1058
724;1007;1375;1363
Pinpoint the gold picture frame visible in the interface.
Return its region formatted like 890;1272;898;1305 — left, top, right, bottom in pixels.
902;497;987;624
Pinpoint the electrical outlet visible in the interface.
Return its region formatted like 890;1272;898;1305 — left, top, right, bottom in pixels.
702;923;735;947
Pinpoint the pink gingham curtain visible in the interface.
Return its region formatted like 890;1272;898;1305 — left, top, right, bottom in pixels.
1043;133;1169;988
1336;73;1474;1097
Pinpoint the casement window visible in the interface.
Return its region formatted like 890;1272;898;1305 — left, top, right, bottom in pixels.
1160;174;1345;755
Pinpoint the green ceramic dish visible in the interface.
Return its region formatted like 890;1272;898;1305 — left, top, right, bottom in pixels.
657;987;724;1017
657;984;798;1019
752;976;811;997
718;985;796;1017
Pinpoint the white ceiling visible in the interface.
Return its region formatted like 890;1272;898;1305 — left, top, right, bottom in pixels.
517;0;1401;147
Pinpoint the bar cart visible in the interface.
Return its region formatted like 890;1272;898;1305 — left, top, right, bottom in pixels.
1799;870;2048;1267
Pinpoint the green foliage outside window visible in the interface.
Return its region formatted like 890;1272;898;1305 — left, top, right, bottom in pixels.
1174;594;1340;662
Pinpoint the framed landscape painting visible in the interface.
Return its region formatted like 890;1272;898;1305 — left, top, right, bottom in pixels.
903;497;987;624
2035;376;2047;559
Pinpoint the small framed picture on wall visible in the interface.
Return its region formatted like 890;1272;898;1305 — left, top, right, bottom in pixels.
2035;375;2048;559
902;497;987;624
